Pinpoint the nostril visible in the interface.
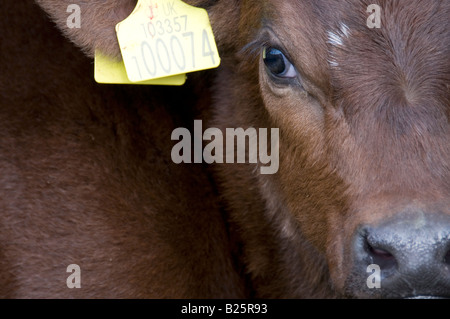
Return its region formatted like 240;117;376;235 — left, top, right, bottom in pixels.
366;242;398;272
369;246;394;259
444;250;450;266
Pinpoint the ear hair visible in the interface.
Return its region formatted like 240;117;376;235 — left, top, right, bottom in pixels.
35;0;240;60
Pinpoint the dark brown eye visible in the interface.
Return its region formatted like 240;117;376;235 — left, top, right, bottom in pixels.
263;47;297;78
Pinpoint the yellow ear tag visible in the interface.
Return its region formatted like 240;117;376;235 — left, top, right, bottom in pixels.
94;50;186;85
115;0;221;83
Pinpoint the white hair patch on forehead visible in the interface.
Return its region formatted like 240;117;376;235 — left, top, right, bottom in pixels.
327;31;344;47
328;59;339;67
327;23;351;68
327;23;351;47
340;22;350;38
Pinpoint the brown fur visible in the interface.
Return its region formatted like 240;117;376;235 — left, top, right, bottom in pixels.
0;0;448;298
0;0;245;298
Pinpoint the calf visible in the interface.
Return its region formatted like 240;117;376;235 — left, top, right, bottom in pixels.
207;0;450;298
1;0;449;298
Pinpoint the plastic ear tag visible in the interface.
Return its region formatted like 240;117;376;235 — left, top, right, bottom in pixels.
94;51;186;85
115;0;221;82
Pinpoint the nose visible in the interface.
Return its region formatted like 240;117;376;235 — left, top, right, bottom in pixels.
353;212;450;298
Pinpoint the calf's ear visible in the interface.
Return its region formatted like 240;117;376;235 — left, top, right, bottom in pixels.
35;0;137;60
36;0;241;60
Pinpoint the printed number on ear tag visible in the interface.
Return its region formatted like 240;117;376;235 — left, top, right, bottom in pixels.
116;0;221;83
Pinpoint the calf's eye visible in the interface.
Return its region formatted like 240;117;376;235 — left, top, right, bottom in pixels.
263;47;297;79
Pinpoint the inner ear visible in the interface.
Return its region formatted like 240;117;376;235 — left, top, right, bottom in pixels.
35;0;138;60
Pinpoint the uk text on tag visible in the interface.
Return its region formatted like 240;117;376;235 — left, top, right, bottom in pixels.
94;51;186;85
116;0;221;82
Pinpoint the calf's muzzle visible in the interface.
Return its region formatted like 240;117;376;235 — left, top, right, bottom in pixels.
349;210;450;298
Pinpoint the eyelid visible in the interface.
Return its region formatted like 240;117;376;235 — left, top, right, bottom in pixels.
243;27;292;61
263;29;296;67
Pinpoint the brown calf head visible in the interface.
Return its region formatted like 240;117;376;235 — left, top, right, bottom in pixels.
36;0;450;298
209;0;450;298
